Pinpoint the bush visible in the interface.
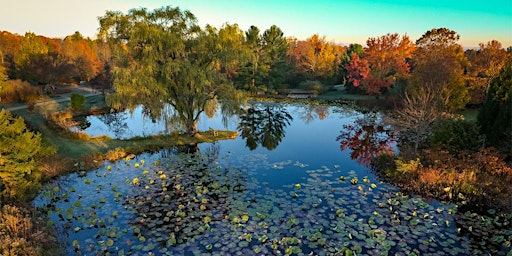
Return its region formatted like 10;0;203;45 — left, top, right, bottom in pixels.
430;118;483;153
298;80;324;94
69;93;87;111
0;204;57;255
0;79;42;104
49;109;74;128
419;148;512;211
105;147;127;162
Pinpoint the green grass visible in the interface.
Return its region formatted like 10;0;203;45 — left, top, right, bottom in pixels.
458;108;479;121
317;87;374;101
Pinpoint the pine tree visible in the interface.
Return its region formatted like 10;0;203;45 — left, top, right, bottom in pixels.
0;110;55;200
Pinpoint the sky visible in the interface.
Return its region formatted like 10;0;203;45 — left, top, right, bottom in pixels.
1;0;511;48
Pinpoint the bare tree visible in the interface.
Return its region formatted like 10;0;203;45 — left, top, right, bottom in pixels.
388;84;442;155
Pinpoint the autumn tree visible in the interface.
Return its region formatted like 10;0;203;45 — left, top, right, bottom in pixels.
0;110;56;201
61;32;102;83
362;33;415;95
340;44;364;92
344;52;370;91
465;40;509;105
0;65;6;102
410;28;469;112
287;34;343;83
13;32;50;83
0;31;22;78
99;6;245;135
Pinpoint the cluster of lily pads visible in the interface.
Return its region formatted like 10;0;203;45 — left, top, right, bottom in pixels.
35;147;511;255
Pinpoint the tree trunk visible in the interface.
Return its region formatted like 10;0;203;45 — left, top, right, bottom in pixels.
186;123;197;136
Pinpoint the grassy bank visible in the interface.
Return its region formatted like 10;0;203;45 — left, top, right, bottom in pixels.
9;95;238;178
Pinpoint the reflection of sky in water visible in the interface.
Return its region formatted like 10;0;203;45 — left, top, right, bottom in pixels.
35;103;481;256
76;104;396;188
200;104;386;189
77;105;238;139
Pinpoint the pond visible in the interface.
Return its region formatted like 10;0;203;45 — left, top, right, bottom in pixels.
34;102;510;255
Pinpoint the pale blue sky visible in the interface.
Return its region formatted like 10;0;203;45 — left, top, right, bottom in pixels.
1;0;511;47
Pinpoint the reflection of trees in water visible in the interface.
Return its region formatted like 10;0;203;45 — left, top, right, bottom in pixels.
74;116;91;130
297;104;330;123
97;112;130;138
238;103;293;150
337;112;396;166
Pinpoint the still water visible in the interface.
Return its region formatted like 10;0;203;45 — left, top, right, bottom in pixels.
34;102;483;255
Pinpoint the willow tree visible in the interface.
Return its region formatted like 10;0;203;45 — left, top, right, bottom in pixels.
98;6;244;135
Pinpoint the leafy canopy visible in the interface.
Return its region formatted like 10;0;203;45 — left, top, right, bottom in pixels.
411;28;469;111
98;6;245;135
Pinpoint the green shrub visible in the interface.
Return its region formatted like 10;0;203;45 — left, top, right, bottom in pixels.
395;158;422;173
430;119;483;153
298;80;324;94
69;93;87;111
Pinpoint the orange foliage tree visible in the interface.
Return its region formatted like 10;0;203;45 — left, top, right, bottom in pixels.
465;40;509;105
0;31;22;77
61;32;102;83
287;34;344;82
348;33;414;95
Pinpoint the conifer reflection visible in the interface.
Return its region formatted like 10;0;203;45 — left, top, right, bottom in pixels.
238;103;293;150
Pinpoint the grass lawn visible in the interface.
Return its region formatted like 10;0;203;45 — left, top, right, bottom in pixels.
458;108;479;121
317;86;374;101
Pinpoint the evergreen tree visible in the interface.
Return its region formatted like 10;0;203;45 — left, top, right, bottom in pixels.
0;110;55;200
477;60;512;154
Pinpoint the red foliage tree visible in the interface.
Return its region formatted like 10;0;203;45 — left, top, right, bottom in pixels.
344;52;370;87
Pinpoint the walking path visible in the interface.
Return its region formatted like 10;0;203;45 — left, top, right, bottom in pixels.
1;86;103;112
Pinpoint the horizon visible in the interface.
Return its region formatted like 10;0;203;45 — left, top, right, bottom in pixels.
1;0;511;48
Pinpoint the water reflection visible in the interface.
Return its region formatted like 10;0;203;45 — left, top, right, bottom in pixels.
74;116;91;130
296;104;330;123
237;102;293;150
96;112;130;138
337;112;396;166
36;103;502;255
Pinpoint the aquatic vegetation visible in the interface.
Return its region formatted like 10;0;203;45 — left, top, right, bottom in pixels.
34;149;512;255
33;104;512;255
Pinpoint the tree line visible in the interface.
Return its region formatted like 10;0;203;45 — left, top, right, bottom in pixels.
1;10;509;109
